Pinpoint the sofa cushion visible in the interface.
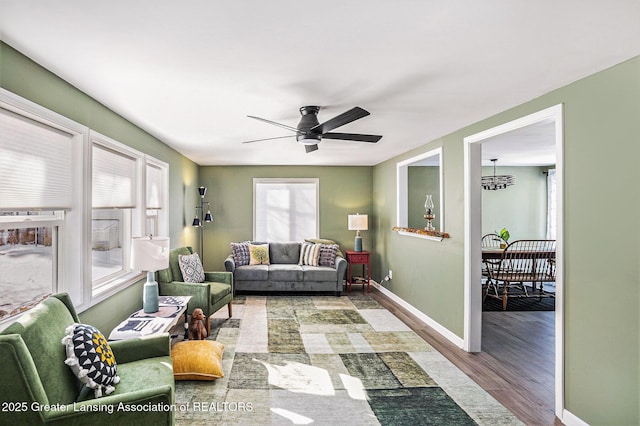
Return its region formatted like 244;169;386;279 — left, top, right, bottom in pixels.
269;264;303;281
249;243;270;265
179;253;205;283
269;242;301;264
171;340;224;381
62;323;120;398
302;265;338;282
209;281;233;304
235;265;269;281
230;241;251;266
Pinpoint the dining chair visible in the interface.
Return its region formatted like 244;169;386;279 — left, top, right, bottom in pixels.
484;239;556;310
481;233;506;299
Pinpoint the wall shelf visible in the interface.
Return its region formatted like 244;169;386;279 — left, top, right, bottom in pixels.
392;226;450;241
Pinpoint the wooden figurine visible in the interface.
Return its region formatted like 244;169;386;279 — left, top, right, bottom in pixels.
189;308;208;340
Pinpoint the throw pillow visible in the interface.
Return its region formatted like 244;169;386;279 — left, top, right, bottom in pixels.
249;243;270;265
179;253;205;283
305;238;344;258
299;242;321;266
230;241;251;266
61;323;120;398
318;244;339;268
171;340;225;381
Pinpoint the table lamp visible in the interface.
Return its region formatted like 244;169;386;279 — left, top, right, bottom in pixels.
130;236;170;313
348;214;368;252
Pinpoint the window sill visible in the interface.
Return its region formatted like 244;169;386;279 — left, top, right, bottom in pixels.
392;227;450;241
81;272;145;313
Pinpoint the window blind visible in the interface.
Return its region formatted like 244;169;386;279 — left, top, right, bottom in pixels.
254;181;318;241
146;163;163;209
92;144;137;208
0;108;73;210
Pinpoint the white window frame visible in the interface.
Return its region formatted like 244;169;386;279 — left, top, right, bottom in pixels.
0;88;169;319
253;178;319;242
145;157;170;238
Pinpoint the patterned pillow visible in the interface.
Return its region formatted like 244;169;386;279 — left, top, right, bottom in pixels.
249;243;270;265
179;253;205;283
62;323;120;398
230;241;251;266
318;244;339;268
299;242;321;266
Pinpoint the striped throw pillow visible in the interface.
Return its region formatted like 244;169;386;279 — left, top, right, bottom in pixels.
298;242;321;266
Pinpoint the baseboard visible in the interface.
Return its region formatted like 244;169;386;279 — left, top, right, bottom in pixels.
371;281;465;349
561;409;589;426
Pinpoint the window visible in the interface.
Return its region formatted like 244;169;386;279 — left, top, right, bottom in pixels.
89;131;169;297
90;137;137;290
1;88;169;319
254;178;319;241
145;160;167;236
0;212;62;321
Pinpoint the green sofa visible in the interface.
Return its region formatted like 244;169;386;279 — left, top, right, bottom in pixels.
0;293;174;425
157;246;233;335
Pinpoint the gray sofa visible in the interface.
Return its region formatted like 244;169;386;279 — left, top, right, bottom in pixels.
224;241;347;295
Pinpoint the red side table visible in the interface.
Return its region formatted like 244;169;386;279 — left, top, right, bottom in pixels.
345;250;371;292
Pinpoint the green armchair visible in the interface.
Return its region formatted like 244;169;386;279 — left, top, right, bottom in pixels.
0;293;174;425
157;246;233;335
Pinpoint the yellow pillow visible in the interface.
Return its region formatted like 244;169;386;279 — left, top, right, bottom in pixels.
249;243;270;265
171;340;224;381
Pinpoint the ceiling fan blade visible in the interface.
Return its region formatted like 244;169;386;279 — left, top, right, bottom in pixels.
310;106;370;134
241;135;294;144
322;132;382;143
247;115;301;133
305;144;319;153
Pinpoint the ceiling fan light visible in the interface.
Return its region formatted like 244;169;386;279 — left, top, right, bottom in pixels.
298;137;320;145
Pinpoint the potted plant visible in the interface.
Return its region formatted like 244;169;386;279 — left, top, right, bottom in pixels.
498;227;510;249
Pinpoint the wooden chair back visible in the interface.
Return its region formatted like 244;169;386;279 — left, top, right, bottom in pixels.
487;239;556;283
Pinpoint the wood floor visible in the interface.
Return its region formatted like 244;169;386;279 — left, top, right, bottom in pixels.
370;288;562;426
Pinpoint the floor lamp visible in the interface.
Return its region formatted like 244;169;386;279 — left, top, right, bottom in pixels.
192;186;213;264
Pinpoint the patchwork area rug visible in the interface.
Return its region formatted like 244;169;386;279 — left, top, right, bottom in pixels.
175;295;522;425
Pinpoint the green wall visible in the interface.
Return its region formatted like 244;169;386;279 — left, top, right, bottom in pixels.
482;165;548;240
0;42;201;333
374;56;640;424
408;166;441;230
198;166;374;271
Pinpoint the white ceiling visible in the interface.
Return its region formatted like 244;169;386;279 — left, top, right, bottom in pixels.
1;1;639;166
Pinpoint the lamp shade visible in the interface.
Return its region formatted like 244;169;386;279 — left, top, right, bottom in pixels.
348;214;368;231
130;236;170;271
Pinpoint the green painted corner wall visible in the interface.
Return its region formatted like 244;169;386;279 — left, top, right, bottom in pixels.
408;166;441;230
374;56;640;424
1;42;201;332
482;166;548;239
198;166;374;271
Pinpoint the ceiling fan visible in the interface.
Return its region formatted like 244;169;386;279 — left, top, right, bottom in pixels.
243;106;382;153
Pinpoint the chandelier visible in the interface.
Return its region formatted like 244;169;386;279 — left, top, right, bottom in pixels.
482;159;515;190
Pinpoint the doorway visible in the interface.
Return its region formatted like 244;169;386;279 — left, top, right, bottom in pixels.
463;104;564;416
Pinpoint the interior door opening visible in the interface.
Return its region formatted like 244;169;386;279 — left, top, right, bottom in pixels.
463;104;564;418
